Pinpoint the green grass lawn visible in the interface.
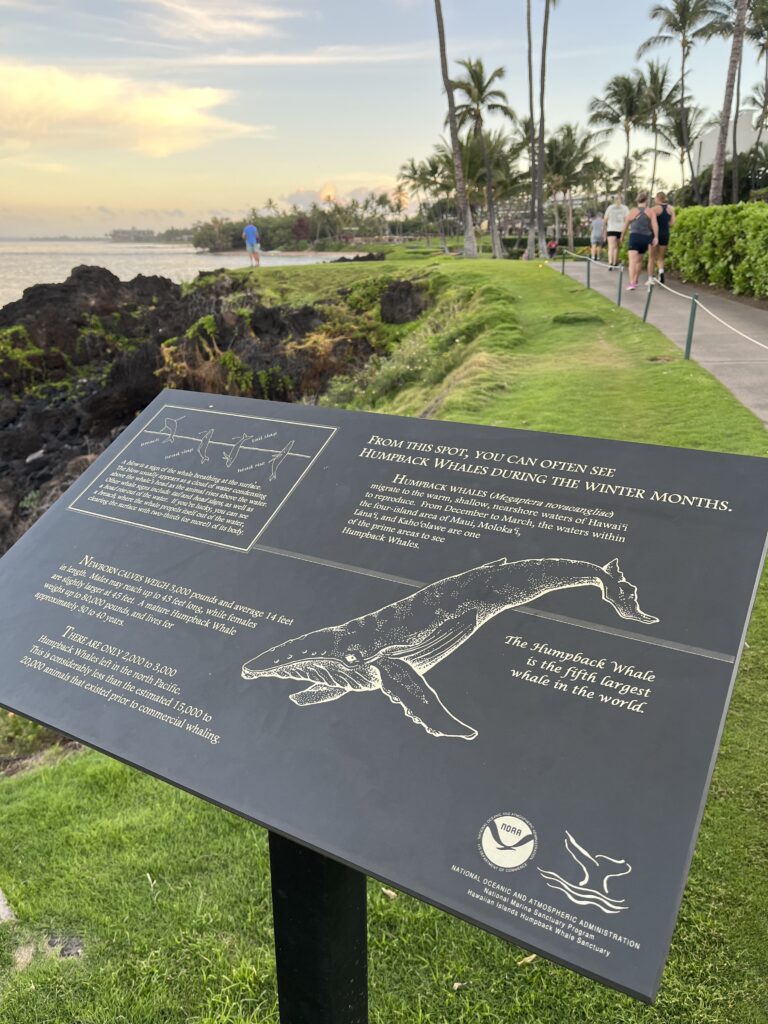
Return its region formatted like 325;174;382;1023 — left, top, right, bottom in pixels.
0;259;766;1022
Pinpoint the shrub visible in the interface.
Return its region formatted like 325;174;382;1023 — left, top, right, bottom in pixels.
667;203;768;297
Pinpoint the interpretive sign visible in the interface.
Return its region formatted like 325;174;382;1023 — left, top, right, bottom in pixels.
0;390;766;1002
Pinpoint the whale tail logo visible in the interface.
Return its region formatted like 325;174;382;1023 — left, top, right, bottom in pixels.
537;831;631;914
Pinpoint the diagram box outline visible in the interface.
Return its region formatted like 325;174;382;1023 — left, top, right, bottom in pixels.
67;403;337;552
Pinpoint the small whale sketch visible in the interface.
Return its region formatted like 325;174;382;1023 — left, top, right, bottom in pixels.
159;416;184;444
242;557;658;740
538;831;632;914
269;440;294;481
196;428;214;464
224;433;254;469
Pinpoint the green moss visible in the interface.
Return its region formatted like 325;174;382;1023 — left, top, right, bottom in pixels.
0;325;44;387
184;315;217;345
76;313;138;356
219;351;253;394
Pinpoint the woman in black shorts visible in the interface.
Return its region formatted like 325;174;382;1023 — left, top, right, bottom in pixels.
620;192;658;291
649;191;676;284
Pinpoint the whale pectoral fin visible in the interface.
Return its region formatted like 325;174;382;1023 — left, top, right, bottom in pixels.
387;610;479;668
375;656;477;740
289;683;347;707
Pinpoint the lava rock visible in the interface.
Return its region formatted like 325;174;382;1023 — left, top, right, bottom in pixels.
380;279;430;324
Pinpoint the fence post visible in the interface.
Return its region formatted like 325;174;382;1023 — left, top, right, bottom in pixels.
616;267;623;306
586;259;591;289
561;252;565;275
684;295;699;360
642;281;654;322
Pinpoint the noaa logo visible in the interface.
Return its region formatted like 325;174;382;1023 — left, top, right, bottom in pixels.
478;812;537;871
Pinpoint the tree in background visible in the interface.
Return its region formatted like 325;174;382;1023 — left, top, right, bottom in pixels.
525;0;537;257
453;58;514;258
747;0;768;188
433;0;477;257
642;60;679;194
638;0;729;204
545;123;599;249
709;0;749;204
753;80;768;172
660;102;710;189
589;72;648;192
535;0;560;256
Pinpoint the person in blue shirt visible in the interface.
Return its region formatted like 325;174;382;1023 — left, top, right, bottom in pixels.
242;222;260;266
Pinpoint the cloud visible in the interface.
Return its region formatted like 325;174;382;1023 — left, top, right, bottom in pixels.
105;41;434;70
0;154;71;173
134;0;300;40
0;60;266;157
0;0;52;9
279;178;399;210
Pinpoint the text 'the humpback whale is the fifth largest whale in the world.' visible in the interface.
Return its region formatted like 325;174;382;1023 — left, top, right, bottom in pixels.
241;557;658;740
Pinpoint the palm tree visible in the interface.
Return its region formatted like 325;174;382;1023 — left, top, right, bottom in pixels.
638;0;729;204
535;0;561;257
747;0;768;188
545;123;599;249
642;60;680;194
710;0;750;204
660;103;710;190
589;72;648;192
526;0;537;257
753;80;768;159
433;0;477;257
453;57;514;259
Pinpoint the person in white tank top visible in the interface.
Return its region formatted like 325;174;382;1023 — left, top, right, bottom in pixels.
603;192;629;269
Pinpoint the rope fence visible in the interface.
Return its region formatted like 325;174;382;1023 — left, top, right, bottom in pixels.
556;249;768;360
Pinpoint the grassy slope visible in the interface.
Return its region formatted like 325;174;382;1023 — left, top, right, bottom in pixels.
0;259;766;1023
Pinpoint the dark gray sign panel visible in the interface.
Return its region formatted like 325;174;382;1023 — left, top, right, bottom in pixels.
0;390;766;1002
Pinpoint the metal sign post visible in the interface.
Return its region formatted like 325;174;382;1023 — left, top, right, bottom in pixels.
269;832;368;1024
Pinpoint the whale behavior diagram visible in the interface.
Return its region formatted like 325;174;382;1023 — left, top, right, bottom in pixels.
538;831;632;914
241;556;659;739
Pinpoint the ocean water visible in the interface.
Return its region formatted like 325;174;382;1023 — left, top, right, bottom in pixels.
0;241;342;310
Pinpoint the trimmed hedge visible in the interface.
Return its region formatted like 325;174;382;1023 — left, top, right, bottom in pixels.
667;203;768;297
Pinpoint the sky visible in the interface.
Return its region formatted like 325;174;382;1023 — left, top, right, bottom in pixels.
0;0;763;236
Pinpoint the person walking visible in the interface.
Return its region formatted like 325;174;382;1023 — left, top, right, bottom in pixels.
648;191;675;284
620;191;658;291
589;212;606;261
242;222;261;267
603;192;628;270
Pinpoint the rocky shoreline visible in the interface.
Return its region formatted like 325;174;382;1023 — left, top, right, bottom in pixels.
0;262;427;555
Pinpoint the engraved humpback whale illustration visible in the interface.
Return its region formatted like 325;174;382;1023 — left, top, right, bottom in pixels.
196;428;214;464
269;440;294;481
241;557;658;740
159;416;184;443
224;433;254;468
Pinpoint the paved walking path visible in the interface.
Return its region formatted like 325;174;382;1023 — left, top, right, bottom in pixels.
556;258;768;426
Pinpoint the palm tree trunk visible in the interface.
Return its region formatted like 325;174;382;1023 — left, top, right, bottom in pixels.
650;127;659;197
433;0;477;257
566;190;575;251
709;0;749;206
731;53;742;203
680;48;703;205
535;0;552;257
623;128;631;193
479;131;504;258
526;0;537;258
749;52;768;190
